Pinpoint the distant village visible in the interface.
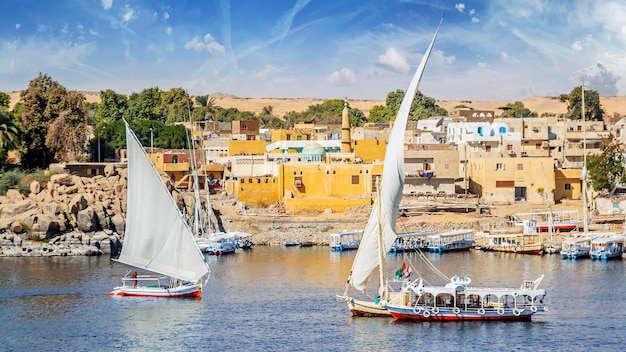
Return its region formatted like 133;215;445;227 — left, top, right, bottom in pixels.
53;104;625;215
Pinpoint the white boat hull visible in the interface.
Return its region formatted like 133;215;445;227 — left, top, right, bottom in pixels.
108;282;202;298
386;304;546;321
337;295;391;317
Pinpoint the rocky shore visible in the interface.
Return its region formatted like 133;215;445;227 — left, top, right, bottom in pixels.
0;168;548;257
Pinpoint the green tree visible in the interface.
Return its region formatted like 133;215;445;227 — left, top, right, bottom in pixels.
503;101;537;117
0;108;19;163
384;89;447;121
19;74;67;168
587;139;625;192
192;95;218;121
161;87;192;123
0;92;10;109
349;108;367;127
46;91;88;162
124;87;166;122
96;89;128;125
368;105;392;123
559;85;604;120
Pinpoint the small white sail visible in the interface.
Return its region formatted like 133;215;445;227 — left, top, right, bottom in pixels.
117;123;210;282
349;17;444;292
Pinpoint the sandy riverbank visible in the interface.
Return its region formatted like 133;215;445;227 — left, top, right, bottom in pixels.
207;192;591;246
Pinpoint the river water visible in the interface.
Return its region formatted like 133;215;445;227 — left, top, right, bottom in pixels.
0;246;624;351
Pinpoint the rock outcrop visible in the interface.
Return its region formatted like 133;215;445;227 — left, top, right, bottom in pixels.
0;168;147;257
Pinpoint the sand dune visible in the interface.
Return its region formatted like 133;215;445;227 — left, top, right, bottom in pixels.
7;91;626;118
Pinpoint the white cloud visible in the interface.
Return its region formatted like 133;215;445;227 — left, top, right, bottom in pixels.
571;40;583;52
471;17;479;23
61;24;69;34
184;33;225;56
376;47;409;74
164;12;170;20
206;42;225;55
477;62;489;68
253;64;281;79
15;24;21;30
500;52;509;61
101;0;112;10
165;26;172;35
431;50;456;65
469;9;475;15
122;5;136;23
89;29;100;36
327;68;356;86
455;3;465;13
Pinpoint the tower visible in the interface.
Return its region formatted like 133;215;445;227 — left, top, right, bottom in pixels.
341;97;351;153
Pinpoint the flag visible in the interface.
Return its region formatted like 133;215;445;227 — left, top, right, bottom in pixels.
395;268;403;280
402;263;412;278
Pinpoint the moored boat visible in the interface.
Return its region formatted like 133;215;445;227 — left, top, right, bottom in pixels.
477;220;543;255
590;234;624;260
427;229;474;253
386;275;548;321
561;233;604;259
205;233;239;255
391;231;435;253
330;230;363;252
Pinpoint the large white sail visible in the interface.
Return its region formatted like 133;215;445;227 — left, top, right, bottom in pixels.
118;123;210;282
349;17;444;292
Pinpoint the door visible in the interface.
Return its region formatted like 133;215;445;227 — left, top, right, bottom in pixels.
515;186;526;201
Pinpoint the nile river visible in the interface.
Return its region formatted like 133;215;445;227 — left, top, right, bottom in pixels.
1;246;624;351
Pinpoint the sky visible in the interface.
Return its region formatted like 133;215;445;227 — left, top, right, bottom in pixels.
1;0;626;102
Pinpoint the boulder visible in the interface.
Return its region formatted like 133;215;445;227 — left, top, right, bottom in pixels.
104;164;117;177
77;207;97;232
50;173;73;186
68;194;88;214
111;213;125;235
0;200;36;219
41;202;62;217
6;189;24;202
30;181;42;195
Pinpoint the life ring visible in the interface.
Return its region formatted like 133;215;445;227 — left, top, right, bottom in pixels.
453;307;461;314
423;310;431;318
530;305;538;312
497;308;505;315
477;308;485;315
412;306;422;314
543;307;549;312
417;288;425;295
513;308;521;316
512;292;519;298
432;307;439;314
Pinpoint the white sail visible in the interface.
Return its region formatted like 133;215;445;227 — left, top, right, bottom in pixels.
349;17;443;292
117;123;210;283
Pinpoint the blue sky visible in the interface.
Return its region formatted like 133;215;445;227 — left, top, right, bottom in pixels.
1;0;625;102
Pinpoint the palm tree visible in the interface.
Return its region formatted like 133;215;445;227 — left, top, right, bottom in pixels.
194;95;218;120
0;109;19;151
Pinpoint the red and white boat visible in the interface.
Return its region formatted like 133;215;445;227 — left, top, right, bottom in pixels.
386;275;548;321
108;123;210;298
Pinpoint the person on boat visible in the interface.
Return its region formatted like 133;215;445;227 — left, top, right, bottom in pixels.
131;271;137;287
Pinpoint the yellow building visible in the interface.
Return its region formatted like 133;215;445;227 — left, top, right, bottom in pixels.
234;162;382;213
352;139;386;163
468;157;556;205
554;168;581;202
270;128;317;143
229;140;267;156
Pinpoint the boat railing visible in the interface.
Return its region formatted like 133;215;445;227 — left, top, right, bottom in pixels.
122;275;178;288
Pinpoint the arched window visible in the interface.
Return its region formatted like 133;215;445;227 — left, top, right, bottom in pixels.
477;127;483;136
172;156;178;164
499;126;506;133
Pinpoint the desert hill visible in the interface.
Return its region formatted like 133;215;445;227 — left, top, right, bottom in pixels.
7;91;626;118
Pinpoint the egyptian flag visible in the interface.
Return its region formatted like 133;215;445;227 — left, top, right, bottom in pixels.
402;263;412;278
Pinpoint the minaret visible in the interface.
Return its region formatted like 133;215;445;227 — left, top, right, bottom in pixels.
341;97;351;153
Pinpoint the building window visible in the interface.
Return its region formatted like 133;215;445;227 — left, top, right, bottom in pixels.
352;175;359;184
495;163;505;171
172;156;178;164
564;183;572;190
517;163;523;170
